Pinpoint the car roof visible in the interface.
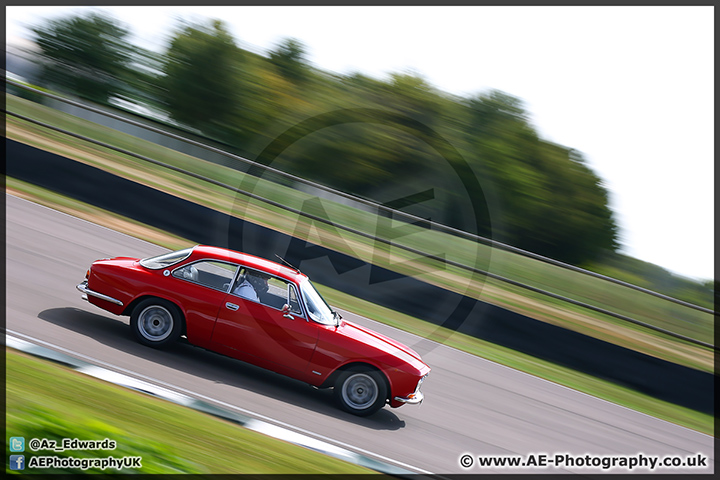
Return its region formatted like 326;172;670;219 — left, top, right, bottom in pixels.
190;245;307;283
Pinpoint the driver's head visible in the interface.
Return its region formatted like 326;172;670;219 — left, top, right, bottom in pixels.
247;271;270;295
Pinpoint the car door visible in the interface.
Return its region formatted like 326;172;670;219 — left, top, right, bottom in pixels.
170;259;240;346
211;268;319;377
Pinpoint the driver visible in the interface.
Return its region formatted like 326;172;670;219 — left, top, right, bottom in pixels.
233;270;270;302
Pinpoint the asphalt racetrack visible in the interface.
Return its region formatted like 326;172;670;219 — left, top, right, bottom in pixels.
6;194;714;474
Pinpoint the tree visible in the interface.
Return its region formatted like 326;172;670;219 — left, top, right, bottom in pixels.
269;38;309;83
161;19;244;138
380;72;443;128
31;12;132;103
463;90;619;263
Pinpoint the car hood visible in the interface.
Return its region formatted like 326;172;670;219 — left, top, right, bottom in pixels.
337;319;428;371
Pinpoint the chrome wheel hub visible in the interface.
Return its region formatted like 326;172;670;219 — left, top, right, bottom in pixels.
138;305;173;341
342;373;378;410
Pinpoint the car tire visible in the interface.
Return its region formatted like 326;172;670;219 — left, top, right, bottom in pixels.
130;298;183;348
333;366;388;416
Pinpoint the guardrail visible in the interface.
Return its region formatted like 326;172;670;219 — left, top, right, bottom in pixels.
5;78;716;350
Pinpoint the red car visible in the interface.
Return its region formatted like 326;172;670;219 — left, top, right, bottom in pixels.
77;245;429;416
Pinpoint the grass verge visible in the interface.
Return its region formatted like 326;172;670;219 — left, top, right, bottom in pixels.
6;349;375;474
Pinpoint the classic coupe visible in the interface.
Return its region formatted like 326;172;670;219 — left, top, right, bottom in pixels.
77;245;429;416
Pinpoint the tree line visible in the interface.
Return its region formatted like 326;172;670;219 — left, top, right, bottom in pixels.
26;11;620;268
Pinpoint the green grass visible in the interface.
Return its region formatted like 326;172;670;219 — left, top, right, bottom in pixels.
6;350;375;474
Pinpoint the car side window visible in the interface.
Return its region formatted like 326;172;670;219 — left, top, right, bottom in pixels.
262;276;289;310
287;284;302;315
231;268;303;316
173;261;238;292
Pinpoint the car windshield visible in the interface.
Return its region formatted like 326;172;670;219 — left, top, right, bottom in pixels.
300;279;337;326
140;247;193;269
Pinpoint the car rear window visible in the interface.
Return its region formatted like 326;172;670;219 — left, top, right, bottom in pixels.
140;247;194;269
173;260;238;292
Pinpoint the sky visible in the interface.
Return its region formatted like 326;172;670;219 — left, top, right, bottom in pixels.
5;6;714;280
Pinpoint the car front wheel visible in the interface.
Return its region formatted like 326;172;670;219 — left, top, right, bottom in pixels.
130;298;182;348
334;366;388;416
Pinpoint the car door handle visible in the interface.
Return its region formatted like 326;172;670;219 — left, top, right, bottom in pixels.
226;302;239;311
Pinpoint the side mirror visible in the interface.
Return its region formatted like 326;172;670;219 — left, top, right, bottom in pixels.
282;304;294;320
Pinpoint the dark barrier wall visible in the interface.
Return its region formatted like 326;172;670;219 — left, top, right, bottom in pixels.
7;139;713;414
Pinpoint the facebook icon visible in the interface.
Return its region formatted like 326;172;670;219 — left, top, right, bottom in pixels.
10;455;25;470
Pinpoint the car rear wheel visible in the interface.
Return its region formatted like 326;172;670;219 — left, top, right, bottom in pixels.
130;298;182;348
334;366;388;416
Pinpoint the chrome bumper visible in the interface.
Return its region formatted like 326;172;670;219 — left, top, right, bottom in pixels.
76;281;124;306
394;373;427;405
394;390;424;405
